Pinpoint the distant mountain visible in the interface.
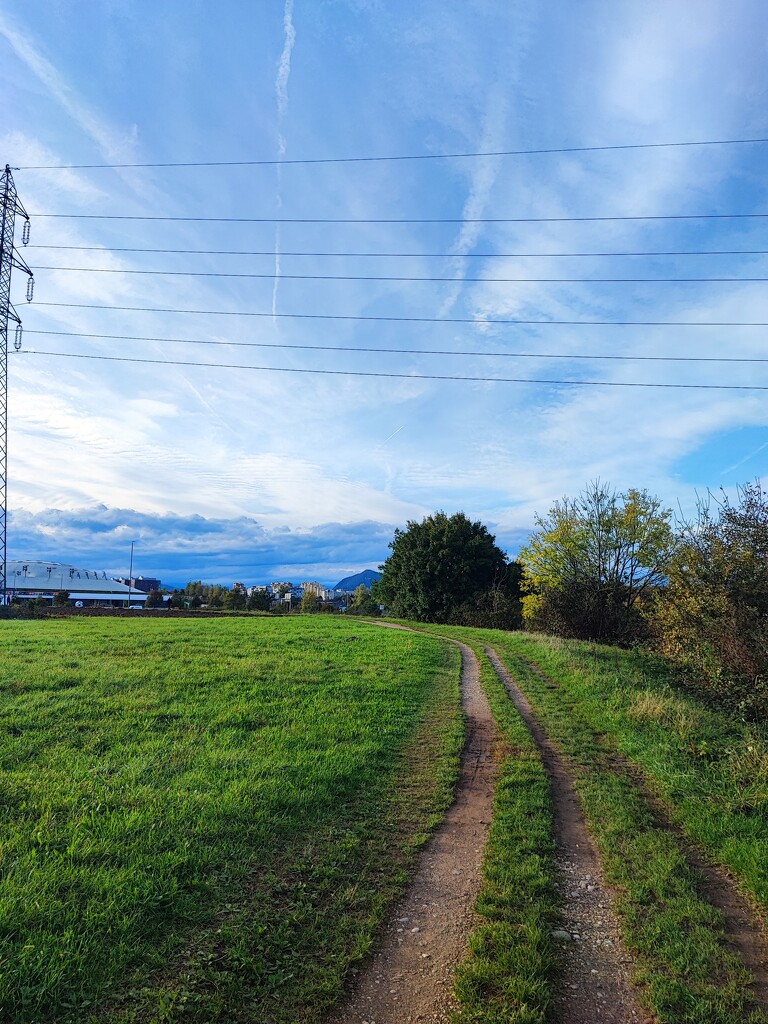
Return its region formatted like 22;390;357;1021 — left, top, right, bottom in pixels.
333;569;382;591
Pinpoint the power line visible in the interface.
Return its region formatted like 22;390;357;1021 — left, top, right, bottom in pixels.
15;135;768;169
25;328;768;363
29;212;768;223
18;348;768;389
29;264;768;283
27;244;768;258
35;301;768;327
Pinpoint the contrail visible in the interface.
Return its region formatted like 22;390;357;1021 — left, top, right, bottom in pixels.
273;0;296;320
276;0;295;156
721;438;768;476
439;89;507;318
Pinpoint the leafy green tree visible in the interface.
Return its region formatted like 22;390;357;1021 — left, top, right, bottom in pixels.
448;561;523;630
347;584;380;616
53;590;70;607
145;589;164;608
247;588;272;612
223;587;247;611
520;482;673;643
377;511;514;624
301;590;321;613
652;481;768;716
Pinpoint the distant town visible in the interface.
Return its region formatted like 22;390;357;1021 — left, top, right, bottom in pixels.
2;559;381;611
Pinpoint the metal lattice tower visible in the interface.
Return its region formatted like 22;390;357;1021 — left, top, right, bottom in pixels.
0;165;33;606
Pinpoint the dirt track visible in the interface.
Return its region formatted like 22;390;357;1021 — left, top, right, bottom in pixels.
324;640;497;1023
325;631;768;1022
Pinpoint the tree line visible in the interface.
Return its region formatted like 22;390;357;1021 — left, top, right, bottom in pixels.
375;482;768;718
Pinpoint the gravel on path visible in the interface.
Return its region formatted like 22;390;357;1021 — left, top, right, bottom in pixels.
324;640;498;1024
484;645;652;1024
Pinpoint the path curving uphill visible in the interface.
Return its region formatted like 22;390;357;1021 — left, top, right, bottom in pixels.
325;626;768;1022
326;628;649;1022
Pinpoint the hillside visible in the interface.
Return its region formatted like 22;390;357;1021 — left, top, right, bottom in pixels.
334;569;382;591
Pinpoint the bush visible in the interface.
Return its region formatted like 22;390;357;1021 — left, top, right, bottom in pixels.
651;482;768;717
520;482;674;645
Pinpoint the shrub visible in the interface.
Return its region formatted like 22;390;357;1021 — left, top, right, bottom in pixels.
651;482;768;717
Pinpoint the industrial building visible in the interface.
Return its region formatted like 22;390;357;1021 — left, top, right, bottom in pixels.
3;560;147;607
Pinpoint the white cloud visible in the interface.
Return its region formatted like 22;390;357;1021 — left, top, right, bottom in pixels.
0;12;138;165
2;0;767;582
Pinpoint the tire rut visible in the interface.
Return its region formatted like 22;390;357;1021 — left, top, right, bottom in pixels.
517;649;768;1013
324;639;498;1024
483;644;652;1024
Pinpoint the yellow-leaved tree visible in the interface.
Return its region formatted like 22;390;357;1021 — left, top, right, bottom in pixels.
520;481;674;644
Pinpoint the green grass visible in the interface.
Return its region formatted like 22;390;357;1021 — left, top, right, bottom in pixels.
0;616;463;1023
397;624;559;1024
407;622;768;1023
451;653;558;1024
474;629;768;1024
495;633;768;911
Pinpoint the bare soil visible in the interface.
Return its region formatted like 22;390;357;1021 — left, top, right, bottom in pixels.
324;640;499;1024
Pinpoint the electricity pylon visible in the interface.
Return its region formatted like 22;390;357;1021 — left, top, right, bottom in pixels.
0;165;33;606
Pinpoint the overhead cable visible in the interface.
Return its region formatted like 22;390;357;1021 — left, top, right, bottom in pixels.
15;135;768;170
29;264;768;283
26;244;768;258
18;349;768;390
29;212;768;224
35;301;768;327
25;329;768;363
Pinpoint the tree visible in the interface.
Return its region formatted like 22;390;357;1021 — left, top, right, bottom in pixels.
652;481;768;716
448;561;523;630
347;583;380;616
301;590;321;613
520;482;674;643
223;586;247;611
247;588;273;612
145;589;164;608
377;511;515;624
53;590;70;607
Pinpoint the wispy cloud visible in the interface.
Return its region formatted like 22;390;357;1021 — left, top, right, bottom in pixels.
0;12;137;166
272;0;296;319
275;0;296;157
438;86;507;316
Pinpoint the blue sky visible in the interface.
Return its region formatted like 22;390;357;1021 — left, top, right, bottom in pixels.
1;0;767;588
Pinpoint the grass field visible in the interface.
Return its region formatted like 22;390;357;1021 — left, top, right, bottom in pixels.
451;652;558;1024
0;616;463;1023
5;613;766;1024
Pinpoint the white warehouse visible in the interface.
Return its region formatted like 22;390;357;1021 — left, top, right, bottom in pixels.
3;560;147;607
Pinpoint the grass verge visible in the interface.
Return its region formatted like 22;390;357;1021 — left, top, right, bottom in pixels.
452;653;558;1024
0;616;463;1023
497;633;768;911
481;630;768;1024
